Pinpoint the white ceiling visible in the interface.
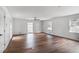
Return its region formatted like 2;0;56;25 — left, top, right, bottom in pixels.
7;6;79;20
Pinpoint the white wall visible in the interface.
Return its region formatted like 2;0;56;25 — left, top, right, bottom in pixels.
33;20;42;33
13;18;43;34
0;7;5;52
0;7;13;52
2;7;13;51
13;18;27;34
43;14;79;40
42;20;53;34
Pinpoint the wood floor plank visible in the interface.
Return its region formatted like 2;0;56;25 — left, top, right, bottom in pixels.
4;33;79;53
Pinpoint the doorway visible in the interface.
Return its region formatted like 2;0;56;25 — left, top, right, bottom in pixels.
27;22;33;33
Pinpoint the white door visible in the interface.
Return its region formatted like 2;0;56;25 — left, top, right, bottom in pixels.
0;8;5;52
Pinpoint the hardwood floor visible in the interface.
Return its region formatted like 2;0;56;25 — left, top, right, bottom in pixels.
4;33;79;53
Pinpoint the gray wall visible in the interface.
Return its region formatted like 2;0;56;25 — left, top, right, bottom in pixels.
43;14;79;40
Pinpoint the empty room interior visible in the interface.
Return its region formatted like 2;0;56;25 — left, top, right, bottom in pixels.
1;6;79;53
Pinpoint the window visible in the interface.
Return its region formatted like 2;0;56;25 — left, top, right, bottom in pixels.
48;22;52;31
70;19;79;33
27;22;33;33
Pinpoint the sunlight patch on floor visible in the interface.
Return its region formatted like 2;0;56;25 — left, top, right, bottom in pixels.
12;36;24;41
26;34;36;48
